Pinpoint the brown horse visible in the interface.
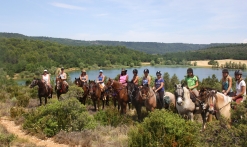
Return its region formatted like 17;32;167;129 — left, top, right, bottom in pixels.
55;77;68;100
88;80;107;111
139;85;157;111
106;78;129;114
30;78;53;106
74;78;89;105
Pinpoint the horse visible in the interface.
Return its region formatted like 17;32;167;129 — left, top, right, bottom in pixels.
88;80;107;111
55;77;68;100
203;89;232;123
30;78;53;106
106;78;129;114
74;78;89;105
127;82;176;120
139;84;157;112
175;84;209;130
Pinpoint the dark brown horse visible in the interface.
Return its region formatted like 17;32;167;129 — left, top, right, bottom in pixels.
127;82;142;119
55;77;68;100
88;80;107;111
30;78;53;106
106;78;129;114
74;78;89;105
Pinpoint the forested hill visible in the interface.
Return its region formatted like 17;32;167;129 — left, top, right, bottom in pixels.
0;37;156;76
163;44;247;61
0;32;232;54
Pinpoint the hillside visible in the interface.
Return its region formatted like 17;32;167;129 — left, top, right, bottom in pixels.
163;44;247;62
0;32;232;54
0;37;155;75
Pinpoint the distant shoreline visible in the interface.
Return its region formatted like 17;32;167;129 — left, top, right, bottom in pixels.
191;59;247;67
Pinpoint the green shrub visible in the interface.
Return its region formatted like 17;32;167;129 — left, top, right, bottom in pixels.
94;107;133;127
23;98;97;137
128;110;200;147
10;107;26;118
0;125;16;147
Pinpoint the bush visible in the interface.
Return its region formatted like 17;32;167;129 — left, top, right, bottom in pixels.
0;125;16;147
23;98;97;137
128;110;200;147
94;107;133;127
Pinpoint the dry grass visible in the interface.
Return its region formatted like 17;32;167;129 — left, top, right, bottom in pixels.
54;125;129;147
192;59;247;67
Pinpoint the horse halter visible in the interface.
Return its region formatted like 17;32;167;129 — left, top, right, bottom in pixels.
175;86;184;100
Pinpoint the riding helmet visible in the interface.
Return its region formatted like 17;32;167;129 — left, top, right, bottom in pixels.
187;68;193;73
234;69;242;75
156;71;162;75
133;69;138;73
222;68;229;73
144;69;149;73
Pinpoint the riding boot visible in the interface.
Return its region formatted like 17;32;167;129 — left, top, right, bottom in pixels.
160;98;164;109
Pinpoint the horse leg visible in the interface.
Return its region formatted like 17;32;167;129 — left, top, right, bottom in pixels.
188;112;194;121
121;102;127;114
45;97;47;105
201;112;207;131
136;103;142;121
97;98;100;111
92;98;97;111
39;96;42;106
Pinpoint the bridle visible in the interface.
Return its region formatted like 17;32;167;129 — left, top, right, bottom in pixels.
175;86;184;100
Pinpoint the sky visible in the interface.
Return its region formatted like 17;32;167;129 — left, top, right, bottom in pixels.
1;0;247;44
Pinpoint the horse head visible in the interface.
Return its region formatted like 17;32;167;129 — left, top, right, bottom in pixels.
89;80;96;95
207;90;218;114
127;82;136;99
56;77;62;90
30;78;39;88
74;78;80;86
106;78;114;89
174;84;185;106
140;84;151;100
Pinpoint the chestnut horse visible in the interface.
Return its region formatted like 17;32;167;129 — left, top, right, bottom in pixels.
139;85;157;111
30;78;53;106
203;89;232;123
74;78;89;105
55;77;68;100
106;78;129;114
88;80;107;111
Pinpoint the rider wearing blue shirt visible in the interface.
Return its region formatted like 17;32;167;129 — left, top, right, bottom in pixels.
153;71;165;109
142;69;151;86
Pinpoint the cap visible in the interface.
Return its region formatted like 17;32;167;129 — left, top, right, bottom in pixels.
121;68;127;72
44;69;48;72
99;70;103;73
61;67;64;70
81;69;86;73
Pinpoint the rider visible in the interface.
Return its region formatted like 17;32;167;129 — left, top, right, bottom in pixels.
42;69;52;97
232;70;246;104
119;68;128;86
58;67;69;91
96;69;105;91
185;68;200;110
142;69;151;86
79;69;88;84
131;69;139;86
153;71;165;109
221;68;234;96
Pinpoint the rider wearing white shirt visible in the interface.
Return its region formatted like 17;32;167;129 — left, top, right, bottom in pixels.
232;70;246;104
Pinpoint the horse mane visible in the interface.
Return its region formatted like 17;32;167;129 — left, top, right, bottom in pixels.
182;86;190;99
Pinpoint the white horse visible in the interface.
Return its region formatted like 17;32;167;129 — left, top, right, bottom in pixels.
175;84;209;130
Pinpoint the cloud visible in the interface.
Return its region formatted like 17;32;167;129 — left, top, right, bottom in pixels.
50;2;84;10
243;39;247;44
95;13;108;17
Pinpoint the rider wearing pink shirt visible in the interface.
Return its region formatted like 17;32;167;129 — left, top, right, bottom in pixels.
119;68;128;86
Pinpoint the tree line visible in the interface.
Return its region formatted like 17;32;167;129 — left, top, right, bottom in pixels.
0;38;155;77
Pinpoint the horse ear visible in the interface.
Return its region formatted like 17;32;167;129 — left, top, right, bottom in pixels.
181;83;185;87
174;84;177;88
89;80;91;82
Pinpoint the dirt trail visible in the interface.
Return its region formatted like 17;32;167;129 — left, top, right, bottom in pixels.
0;117;68;147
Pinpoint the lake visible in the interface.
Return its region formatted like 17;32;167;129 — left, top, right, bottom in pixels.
17;66;246;85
